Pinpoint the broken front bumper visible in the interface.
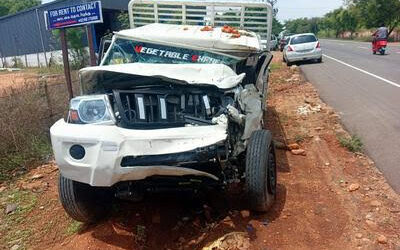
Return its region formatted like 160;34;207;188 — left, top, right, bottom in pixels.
50;119;227;187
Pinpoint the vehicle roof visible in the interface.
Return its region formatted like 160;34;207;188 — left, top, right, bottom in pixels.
115;23;261;53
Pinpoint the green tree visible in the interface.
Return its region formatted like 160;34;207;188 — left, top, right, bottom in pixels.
272;17;283;35
325;8;345;38
52;27;88;69
353;0;400;36
0;0;40;17
338;7;359;38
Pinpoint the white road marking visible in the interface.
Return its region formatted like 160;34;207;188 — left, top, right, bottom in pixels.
323;54;400;88
358;46;369;49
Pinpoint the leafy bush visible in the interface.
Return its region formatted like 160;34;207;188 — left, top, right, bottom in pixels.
339;135;363;153
0;76;77;182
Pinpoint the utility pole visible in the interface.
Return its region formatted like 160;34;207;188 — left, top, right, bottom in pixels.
86;25;97;66
60;29;74;100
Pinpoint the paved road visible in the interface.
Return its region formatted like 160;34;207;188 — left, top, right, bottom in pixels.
300;39;400;193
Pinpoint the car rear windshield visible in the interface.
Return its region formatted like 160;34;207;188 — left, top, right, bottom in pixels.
290;35;317;45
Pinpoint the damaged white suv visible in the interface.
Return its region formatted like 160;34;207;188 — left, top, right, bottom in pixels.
51;1;276;223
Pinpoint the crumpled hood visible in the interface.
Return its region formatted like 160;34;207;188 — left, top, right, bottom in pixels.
79;63;245;94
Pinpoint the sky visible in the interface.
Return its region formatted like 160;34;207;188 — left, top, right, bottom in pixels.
41;0;344;22
276;0;343;22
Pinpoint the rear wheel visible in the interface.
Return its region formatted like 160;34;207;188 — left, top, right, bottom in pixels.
245;130;277;212
58;174;113;223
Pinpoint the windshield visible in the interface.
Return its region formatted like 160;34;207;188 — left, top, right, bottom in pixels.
102;38;240;66
290;35;317;45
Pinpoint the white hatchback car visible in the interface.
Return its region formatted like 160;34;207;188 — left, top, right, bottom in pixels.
283;33;322;66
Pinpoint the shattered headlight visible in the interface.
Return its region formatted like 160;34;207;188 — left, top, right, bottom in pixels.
68;95;115;125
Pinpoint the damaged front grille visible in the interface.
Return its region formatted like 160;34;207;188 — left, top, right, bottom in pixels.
112;87;228;128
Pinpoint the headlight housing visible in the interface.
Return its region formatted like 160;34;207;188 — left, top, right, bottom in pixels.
68;95;115;125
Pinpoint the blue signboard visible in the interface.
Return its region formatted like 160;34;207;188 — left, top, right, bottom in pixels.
45;1;103;29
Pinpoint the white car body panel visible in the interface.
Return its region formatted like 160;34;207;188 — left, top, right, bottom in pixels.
50;119;227;186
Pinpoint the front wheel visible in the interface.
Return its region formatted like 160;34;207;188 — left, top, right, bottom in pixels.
245;130;277;212
58;174;113;223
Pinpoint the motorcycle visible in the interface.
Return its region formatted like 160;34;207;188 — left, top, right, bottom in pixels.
372;36;388;55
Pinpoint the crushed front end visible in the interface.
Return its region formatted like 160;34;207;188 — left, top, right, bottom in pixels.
50;63;264;188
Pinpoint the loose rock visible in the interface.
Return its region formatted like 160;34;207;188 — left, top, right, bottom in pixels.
222;216;235;228
377;235;387;244
10;244;20;250
291;149;306;156
288;143;300;150
370;200;382;207
30;174;44;180
348;183;360;192
240;210;250;218
5;203;17;214
355;233;363;239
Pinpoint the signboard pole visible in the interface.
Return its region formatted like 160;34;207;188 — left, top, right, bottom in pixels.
86;25;97;66
60;29;74;100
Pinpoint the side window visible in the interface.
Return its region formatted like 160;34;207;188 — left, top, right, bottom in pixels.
103;40;136;65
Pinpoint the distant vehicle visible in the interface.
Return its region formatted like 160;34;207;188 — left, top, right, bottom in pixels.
269;35;278;51
279;33;294;52
283;33;322;66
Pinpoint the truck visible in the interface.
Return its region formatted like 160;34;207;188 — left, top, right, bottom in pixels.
50;0;276;223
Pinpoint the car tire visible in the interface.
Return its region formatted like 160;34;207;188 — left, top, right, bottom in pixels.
245;130;277;212
317;57;322;63
286;61;293;67
58;174;113;223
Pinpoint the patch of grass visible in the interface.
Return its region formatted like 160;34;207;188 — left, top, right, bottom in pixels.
0;136;52;182
0;188;38;248
36;64;64;75
65;220;83;236
269;62;282;72
339;135;363;153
